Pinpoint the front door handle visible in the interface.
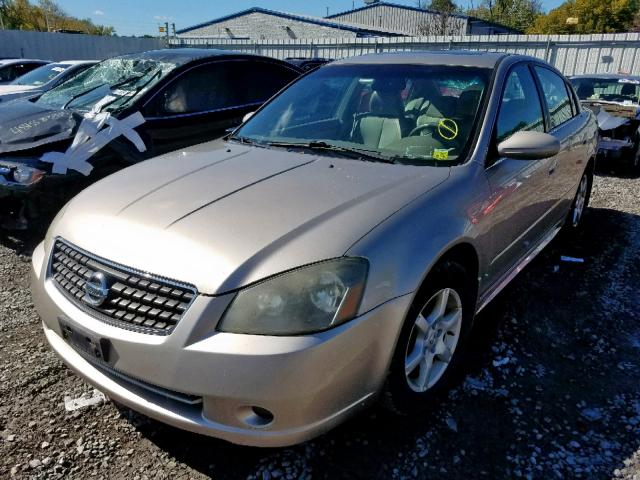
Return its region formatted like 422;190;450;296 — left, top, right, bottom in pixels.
549;159;558;175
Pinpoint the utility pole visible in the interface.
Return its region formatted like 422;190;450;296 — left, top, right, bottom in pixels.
171;22;176;37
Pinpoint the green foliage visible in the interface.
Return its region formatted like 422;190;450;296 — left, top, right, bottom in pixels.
467;0;543;32
528;0;640;34
427;0;459;13
0;0;115;35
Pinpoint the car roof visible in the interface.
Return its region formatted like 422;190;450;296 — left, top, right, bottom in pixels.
570;73;640;81
331;50;510;69
56;60;98;66
114;48;274;67
0;59;49;66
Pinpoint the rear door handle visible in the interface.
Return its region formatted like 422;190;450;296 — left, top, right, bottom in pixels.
549;159;558;175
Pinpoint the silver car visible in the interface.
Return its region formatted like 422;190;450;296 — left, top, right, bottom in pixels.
31;51;597;447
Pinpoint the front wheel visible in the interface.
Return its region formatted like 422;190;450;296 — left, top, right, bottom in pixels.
381;261;474;415
567;170;592;230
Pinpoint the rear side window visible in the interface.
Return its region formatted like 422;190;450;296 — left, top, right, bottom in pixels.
496;64;545;144
534;67;573;129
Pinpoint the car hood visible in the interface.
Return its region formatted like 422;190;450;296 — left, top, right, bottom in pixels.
53;141;450;295
0;84;37;95
0;100;77;152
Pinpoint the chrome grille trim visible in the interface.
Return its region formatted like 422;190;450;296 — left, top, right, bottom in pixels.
48;237;197;335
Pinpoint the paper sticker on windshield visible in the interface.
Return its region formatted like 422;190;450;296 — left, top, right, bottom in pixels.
433;149;450;161
112;89;135;97
52;67;65;72
619;78;640;85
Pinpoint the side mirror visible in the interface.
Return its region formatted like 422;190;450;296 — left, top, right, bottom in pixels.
497;131;560;160
243;111;255;123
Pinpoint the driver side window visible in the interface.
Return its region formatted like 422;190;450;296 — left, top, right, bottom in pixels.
496;65;545;145
145;63;232;117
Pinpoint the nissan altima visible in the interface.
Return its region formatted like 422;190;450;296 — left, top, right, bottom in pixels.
31;51;597;447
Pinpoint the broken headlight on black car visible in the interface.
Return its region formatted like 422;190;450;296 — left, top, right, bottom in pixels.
0;164;45;187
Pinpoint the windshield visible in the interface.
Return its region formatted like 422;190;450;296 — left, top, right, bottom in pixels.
234;64;489;164
10;63;68;86
572;77;640;104
36;57;176;112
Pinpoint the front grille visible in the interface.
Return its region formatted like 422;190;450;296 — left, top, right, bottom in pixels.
49;239;196;335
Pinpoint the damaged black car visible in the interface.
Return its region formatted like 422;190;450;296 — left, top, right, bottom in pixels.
570;74;640;173
0;48;301;229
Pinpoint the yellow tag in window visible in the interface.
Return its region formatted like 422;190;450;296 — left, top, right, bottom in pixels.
433;149;449;161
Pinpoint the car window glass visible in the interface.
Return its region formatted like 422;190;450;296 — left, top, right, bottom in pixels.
241;62;298;105
10;63;67;86
236;64;490;165
572;77;640;105
37;58;176;112
147;63;236;116
534;67;573;129
0;66;11;81
495;65;545;144
148;61;297;117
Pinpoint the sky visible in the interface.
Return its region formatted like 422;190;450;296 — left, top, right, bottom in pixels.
56;0;567;37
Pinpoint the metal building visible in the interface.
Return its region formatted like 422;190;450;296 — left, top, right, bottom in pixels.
176;7;408;40
326;1;519;35
176;2;516;41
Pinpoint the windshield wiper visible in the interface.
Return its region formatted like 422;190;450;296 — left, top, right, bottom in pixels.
264;140;398;164
228;135;268;147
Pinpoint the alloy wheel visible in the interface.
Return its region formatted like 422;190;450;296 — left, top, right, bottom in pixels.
572;174;588;228
404;288;463;393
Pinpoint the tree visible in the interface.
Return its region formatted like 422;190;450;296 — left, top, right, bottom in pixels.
528;0;639;34
425;0;458;12
416;0;466;35
0;0;114;35
467;0;542;32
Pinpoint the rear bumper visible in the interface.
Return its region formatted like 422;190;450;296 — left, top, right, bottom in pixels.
31;241;411;447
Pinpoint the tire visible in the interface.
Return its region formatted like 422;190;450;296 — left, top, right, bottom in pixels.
564;168;592;231
630;138;640;176
381;260;475;415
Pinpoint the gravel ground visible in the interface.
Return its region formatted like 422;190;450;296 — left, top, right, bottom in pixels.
0;172;639;480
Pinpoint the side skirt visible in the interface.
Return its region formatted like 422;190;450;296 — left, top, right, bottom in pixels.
476;223;563;313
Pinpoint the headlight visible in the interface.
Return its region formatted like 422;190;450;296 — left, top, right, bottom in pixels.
12;165;45;185
218;258;368;335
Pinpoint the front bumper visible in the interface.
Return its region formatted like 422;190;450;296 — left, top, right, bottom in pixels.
31;241;411;447
597;138;635;163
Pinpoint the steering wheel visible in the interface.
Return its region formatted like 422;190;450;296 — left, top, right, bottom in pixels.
409;123;438;137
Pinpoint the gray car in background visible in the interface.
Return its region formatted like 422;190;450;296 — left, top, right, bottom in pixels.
0;60;97;104
32;51;597;446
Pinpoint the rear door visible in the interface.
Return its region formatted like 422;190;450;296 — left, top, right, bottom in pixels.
140;60;298;156
483;63;557;281
532;65;591;223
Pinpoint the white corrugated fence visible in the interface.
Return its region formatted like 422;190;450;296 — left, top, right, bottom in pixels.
0;30;164;61
169;33;640;76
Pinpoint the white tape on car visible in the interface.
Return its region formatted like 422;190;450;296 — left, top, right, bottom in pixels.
41;95;147;176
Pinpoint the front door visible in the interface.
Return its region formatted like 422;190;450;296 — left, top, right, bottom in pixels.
483;63;557;281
